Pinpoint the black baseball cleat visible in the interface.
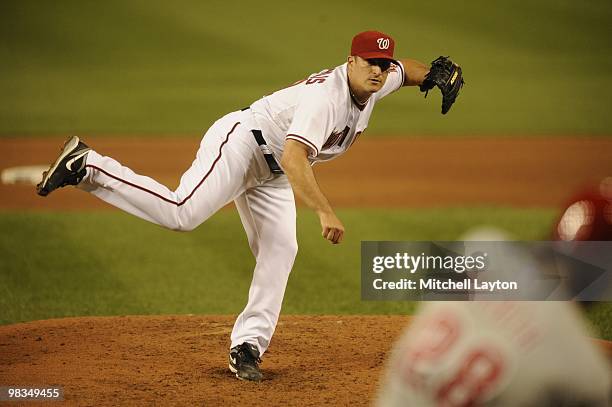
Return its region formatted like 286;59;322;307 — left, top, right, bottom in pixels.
36;136;91;197
229;342;263;382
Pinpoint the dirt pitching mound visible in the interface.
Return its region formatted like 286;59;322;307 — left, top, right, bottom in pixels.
0;315;410;406
2;315;612;406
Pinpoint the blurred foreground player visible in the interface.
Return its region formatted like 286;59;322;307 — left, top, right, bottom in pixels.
376;301;610;406
376;201;612;406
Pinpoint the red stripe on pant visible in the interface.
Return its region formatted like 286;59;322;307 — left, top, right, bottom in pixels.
84;121;241;206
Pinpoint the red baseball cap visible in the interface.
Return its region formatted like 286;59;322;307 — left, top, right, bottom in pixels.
351;30;396;61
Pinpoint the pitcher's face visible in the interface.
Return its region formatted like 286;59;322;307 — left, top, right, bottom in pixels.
347;55;391;95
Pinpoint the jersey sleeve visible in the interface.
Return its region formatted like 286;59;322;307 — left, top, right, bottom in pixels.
285;88;335;158
374;60;405;101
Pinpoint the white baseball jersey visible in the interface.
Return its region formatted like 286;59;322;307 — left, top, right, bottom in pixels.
77;61;405;360
249;61;405;164
376;302;611;407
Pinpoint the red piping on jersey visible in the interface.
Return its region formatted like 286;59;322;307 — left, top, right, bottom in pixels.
85;121;241;206
286;134;319;156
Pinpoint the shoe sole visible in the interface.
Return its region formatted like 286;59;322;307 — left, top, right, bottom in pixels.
228;363;262;382
37;136;81;196
228;363;244;381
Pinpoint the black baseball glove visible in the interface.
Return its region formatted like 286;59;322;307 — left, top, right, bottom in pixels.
420;56;464;114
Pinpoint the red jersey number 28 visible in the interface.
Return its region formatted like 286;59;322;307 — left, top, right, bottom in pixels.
400;313;505;407
436;348;504;407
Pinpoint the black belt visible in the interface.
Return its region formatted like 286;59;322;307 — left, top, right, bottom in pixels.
251;129;284;175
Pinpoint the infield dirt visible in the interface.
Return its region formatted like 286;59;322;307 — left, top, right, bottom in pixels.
1;136;611;209
1;315;611;406
0;315;409;406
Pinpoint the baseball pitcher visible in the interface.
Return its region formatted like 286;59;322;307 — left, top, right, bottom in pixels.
36;30;464;381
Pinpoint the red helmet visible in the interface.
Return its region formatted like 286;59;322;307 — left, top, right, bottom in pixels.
554;177;612;241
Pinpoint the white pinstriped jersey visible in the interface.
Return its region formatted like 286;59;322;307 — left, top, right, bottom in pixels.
249;61;405;164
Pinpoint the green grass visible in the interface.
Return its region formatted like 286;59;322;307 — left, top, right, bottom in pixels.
1;0;611;135
2;208;610;338
585;304;612;342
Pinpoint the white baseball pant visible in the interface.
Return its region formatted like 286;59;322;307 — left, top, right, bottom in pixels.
79;110;298;355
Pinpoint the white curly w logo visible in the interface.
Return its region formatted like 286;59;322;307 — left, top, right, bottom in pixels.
377;38;390;50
